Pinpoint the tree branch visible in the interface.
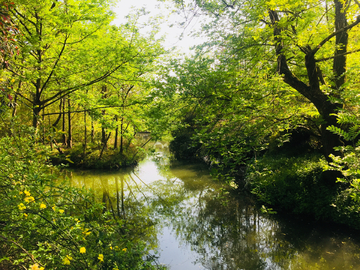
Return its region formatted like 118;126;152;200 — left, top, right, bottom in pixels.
40;34;69;95
316;48;360;62
313;16;360;55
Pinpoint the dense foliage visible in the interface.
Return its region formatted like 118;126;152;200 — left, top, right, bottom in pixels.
0;0;167;269
150;0;360;228
0;126;165;269
2;0;360;267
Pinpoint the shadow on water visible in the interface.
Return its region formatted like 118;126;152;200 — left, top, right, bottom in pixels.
66;150;360;270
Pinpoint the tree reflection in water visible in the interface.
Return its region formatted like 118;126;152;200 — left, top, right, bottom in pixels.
68;151;360;270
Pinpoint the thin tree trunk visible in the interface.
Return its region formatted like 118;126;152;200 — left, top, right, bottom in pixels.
91;118;95;143
62;97;67;146
120;117;124;155
42;109;45;143
99;132;111;160
114;116;118;149
11;94;18;117
67;97;72;148
101;127;107;149
83;109;87;157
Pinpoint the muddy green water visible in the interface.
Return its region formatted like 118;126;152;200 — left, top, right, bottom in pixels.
67;150;360;270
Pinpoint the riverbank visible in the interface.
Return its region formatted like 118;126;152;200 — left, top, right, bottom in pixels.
243;150;360;227
49;143;146;170
169;132;360;230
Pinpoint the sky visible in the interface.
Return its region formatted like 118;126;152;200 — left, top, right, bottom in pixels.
112;0;205;53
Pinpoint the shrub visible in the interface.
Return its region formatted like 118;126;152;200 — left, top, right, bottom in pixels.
245;153;340;220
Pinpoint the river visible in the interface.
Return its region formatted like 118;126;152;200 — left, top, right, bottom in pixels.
67;149;360;270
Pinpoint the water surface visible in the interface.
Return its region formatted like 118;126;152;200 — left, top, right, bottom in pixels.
68;151;360;270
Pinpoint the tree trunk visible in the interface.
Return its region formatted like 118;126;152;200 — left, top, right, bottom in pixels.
120;117;124;155
101;127;107;150
83;109;87;157
91;118;95;143
62;97;67;146
114;116;118;149
11;94;18;117
268;4;359;161
67;97;72;148
99;132;111;160
333;0;348;90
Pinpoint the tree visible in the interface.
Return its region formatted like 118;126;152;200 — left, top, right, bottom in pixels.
6;0;139;129
169;0;360;160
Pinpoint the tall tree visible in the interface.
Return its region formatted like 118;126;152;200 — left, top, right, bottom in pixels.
170;0;360;160
6;0;141;129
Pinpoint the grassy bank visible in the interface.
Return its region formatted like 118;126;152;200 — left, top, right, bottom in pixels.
50;141;148;170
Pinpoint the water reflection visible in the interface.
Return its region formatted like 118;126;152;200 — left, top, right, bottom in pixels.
67;151;360;270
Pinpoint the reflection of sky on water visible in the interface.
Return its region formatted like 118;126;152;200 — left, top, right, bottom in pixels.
135;158;167;184
158;226;205;270
68;151;360;270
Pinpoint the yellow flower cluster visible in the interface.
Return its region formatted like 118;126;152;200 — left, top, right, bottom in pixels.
98;254;104;262
30;263;44;270
80;247;86;254
40;203;46;209
18;203;26;211
24;196;35;203
82;228;91;236
20;190;35;203
109;245;122;251
63;255;73;265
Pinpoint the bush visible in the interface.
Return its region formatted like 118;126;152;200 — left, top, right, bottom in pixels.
245;153;341;220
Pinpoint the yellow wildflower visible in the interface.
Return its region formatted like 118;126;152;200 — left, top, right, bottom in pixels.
24;190;30;196
30;263;44;270
52;205;56;211
24;213;28;218
24;196;35;203
59;209;64;214
9;174;13;178
40;203;46;209
122;248;127;252
63;257;70;265
98;254;104;262
63;255;72;265
18;203;26;211
82;228;91;236
80;247;86;254
19;191;23;195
